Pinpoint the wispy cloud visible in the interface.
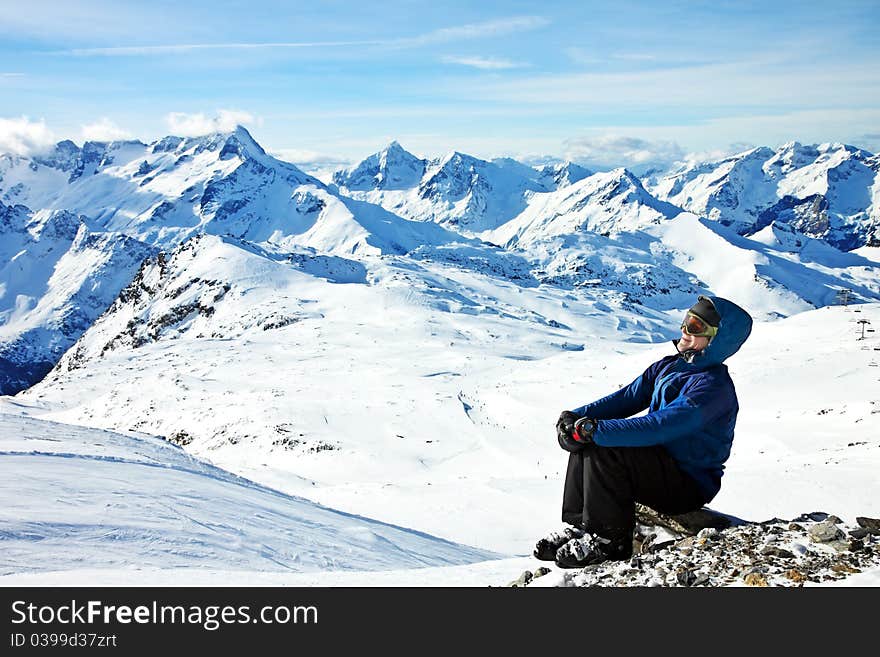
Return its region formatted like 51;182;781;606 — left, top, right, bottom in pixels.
54;16;550;56
0;116;56;156
165;110;258;136
398;16;549;47
1;73;25;77
611;53;657;61
62;40;384;56
79;117;132;142
441;56;525;70
563;134;685;169
445;57;880;110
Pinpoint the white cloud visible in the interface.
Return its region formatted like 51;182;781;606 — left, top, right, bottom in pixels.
57;16;550;56
0;116;56;156
80;117;132;142
681;143;756;165
441;56;524;70
165;110;258;136
563;134;685;170
271;148;353;170
448;58;880;110
402;16;550;47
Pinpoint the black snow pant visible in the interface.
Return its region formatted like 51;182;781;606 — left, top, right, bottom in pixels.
562;444;708;540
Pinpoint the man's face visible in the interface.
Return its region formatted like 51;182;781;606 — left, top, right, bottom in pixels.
679;328;710;352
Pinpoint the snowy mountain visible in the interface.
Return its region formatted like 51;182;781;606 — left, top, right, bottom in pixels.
332;140;426;191
5;286;880;580
2;128;880;585
486;167;681;247
334;143;556;233
650;142;880;250
0;128;486;393
535;161;593;189
0;200;154;394
0;126;462;258
4;131;880;397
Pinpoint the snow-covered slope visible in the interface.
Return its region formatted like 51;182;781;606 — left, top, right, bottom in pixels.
0;126;459;258
6;287;880;580
651;142;880;250
0;200;154;394
332;140;426;191
535;161;593;189
0;129;491;393
334;144;556;233
485;168;681;247
645;213;880;318
0;412;496;575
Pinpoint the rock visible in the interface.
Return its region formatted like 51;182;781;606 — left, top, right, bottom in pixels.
857;517;880;532
830;563;860;574
676;536;696;550
808;520;845;543
636;503;747;536
676;568;698;587
508;570;533;587
744;573;769;587
761;546;796;559
528;509;880;588
795;512;831;522
533;567;551;579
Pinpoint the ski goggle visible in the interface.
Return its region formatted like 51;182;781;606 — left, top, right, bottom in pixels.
681;312;718;339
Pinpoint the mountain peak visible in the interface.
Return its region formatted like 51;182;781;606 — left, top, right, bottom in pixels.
334;141;425;191
32;140;82;172
383;140;406;153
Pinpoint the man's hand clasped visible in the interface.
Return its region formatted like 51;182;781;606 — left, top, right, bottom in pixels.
556;411;596;452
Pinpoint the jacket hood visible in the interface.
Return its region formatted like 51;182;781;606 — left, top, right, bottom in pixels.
675;296;753;368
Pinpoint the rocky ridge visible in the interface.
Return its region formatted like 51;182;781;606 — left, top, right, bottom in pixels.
511;510;880;587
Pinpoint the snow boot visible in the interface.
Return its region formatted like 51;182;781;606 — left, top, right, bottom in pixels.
554;533;632;569
533;524;586;561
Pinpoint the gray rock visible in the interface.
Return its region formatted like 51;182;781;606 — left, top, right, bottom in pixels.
857;517;880;532
808;520;846;543
508;570;533;587
761;546;796;559
796;512;831;522
636;503;747;536
676;568;698;587
533;567;551;579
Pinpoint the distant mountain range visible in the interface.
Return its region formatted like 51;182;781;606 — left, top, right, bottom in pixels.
1;127;879;394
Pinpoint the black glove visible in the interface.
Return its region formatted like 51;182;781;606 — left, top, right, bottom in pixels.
573;417;597;445
556;411;583;453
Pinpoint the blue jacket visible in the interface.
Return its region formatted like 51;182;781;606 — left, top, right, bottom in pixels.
572;296;753;501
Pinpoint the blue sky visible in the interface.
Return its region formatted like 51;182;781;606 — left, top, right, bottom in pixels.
1;0;879;171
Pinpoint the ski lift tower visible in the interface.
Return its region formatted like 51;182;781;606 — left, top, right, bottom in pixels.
857;319;871;340
836;288;853;308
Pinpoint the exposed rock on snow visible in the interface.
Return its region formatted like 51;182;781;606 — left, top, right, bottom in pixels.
517;512;880;587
